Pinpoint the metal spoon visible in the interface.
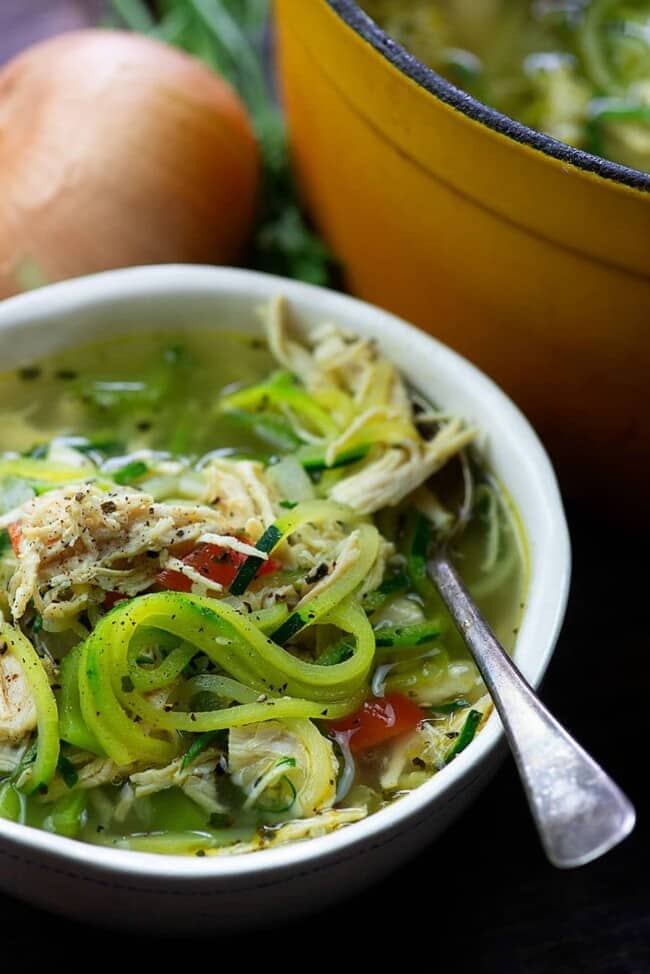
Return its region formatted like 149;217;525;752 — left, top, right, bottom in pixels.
427;549;636;868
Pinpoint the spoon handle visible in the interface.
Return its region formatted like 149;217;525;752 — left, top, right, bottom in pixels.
428;551;635;868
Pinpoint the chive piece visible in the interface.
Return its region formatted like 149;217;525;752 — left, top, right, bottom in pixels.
0;530;10;555
31;613;43;635
229;523;282;596
279;500;298;510
407;511;439;603
254;759;297;814
374;620;442;648
317;638;354;667
271;611;305;646
75;439;125;458
113;460;148;485
225;409;303;451
181;730;226;770
56;754;79;790
297;443;370;472
362;570;409;612
445;710;483;764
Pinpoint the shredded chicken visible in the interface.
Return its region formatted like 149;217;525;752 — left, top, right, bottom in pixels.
264;298;477;514
39;754;131;803
207;807;368;856
229;718;338;818
200;458;277;540
0;649;36;743
330;420;476;514
7;480;274;624
130;750;226;815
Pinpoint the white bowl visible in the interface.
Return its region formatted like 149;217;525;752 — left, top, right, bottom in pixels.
0;265;570;933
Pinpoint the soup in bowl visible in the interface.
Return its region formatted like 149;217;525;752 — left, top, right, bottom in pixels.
0;266;569;931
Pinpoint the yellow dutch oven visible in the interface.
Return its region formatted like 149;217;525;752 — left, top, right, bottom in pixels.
275;0;650;508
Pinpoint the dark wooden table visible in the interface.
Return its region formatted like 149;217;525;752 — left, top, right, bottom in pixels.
1;4;647;969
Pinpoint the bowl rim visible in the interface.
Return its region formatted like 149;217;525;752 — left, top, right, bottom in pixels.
326;0;650;192
0;265;571;883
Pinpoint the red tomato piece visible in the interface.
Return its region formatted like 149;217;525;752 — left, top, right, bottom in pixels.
103;591;129;611
156;543;281;593
329;692;425;754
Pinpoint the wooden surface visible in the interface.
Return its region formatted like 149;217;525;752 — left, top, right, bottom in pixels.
0;4;647;969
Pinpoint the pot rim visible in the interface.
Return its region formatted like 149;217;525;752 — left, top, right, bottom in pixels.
327;0;650;192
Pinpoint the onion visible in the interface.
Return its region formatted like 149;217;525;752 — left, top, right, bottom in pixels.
0;30;260;298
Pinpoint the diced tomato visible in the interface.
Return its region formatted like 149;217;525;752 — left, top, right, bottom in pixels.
329;692;425;754
103;591;128;611
156;542;281;593
8;523;21;555
155;568;193;593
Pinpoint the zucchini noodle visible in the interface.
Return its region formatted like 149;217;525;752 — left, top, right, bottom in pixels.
0;622;59;791
75;590;375;763
219;371;339;438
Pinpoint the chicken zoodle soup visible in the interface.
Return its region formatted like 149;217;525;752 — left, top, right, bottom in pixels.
0;299;525;856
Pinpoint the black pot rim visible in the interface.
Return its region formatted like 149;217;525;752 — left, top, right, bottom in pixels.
327;0;650;192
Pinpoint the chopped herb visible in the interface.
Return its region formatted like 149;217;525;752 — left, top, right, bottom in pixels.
113;460;148;485
181;730;227;770
229;523;282;595
445;710;483;764
317;638;354;667
374;620;442;649
165;344;188;365
224;409;302;452
297;443;370;472
362;570;409;612
279;499;298;510
73;438;125;458
57;755;79;789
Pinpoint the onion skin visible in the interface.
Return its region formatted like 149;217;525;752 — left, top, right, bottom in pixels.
0;30;260;297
